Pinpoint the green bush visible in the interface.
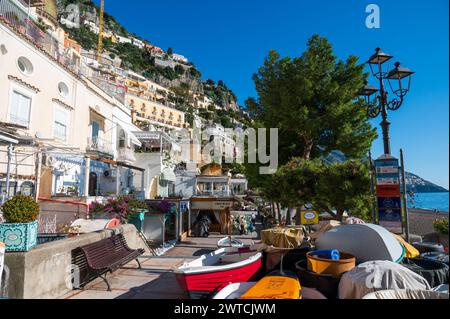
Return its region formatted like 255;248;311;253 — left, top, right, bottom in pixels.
1;195;40;223
433;218;449;235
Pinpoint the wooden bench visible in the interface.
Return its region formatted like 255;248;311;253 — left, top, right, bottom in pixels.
78;234;145;291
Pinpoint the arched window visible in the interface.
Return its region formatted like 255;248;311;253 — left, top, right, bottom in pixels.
117;128;126;149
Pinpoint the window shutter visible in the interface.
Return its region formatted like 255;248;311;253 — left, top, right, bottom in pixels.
55;107;68;124
10;91;31;126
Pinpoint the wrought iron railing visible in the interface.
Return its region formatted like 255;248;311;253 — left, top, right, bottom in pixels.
86;137;114;156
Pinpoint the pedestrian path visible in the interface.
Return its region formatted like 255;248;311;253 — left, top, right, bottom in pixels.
61;233;257;299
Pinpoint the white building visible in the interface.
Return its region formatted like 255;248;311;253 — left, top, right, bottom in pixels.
132;38;145;49
116;35;133;44
171;53;188;64
83;20;99;34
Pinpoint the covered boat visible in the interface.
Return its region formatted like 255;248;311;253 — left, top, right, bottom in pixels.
315;224;405;264
175;246;262;299
214;282;327;300
363;289;449;300
217;237;245;248
338;260;431;299
240;271;301;299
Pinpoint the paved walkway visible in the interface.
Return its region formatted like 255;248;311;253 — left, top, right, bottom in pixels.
61;232;258;299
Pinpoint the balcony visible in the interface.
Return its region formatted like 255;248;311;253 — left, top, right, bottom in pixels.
195;189;231;197
117;147;136;164
86;137;114;157
0;0;87;77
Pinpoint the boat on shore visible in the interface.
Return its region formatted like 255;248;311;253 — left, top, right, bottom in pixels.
240;270;302;299
217;236;245;248
175;246;262;299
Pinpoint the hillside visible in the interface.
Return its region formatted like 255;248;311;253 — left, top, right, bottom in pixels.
405;172;448;193
57;0;240;114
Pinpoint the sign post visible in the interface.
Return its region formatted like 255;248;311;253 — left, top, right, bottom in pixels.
400;149;411;242
374;156;404;234
0;242;5;291
301;210;319;226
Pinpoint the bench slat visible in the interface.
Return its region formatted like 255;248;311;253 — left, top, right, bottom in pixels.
76;234;145;289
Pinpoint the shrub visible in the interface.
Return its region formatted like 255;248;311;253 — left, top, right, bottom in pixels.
1;195;40;223
89;196;148;223
433;218;449;235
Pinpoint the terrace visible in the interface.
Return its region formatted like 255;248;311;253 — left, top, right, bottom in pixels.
0;0;88;77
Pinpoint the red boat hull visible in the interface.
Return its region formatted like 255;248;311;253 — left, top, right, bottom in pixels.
176;257;263;299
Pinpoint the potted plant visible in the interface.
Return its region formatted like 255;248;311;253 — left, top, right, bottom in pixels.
0;195;40;252
433;218;449;248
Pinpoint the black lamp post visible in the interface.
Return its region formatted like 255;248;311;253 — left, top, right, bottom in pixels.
359;48;414;155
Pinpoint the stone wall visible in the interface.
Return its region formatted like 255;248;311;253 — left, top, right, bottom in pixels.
2;224;149;299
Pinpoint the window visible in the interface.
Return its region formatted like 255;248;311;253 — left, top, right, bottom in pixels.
91;121;100;139
17;56;34;75
10;90;31;127
117;128;126;149
54;107;69;141
58;82;69;97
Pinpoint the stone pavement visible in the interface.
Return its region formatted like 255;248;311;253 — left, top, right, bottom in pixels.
61;232;258;300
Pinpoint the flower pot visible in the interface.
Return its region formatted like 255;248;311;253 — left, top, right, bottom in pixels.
0;220;39;252
306;252;356;277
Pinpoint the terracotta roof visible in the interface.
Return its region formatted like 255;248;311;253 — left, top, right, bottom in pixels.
8;75;40;93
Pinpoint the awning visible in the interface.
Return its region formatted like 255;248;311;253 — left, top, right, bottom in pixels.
161;167;176;182
118;123;142;147
47;153;85;166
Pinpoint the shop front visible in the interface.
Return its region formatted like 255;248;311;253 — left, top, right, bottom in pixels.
189;198;235;236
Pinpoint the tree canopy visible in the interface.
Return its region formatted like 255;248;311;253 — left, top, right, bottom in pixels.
244;35;377;221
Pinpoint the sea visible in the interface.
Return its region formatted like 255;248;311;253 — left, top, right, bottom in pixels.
407;192;449;212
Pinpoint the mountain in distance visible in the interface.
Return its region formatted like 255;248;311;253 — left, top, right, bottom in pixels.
324;151;448;193
404;172;448;194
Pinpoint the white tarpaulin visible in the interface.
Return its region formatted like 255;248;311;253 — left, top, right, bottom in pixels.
338;260;431;299
363;289;449;299
316;224;405;264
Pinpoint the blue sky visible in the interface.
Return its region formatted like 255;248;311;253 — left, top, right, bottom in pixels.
93;0;449;189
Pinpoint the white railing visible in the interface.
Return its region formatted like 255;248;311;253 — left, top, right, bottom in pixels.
196;189;231;197
87;137;114;156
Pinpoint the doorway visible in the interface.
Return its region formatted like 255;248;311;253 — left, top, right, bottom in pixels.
88;172;98;196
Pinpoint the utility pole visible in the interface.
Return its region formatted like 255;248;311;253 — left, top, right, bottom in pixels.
369;152;377;224
5;143;13;198
400;149;410;242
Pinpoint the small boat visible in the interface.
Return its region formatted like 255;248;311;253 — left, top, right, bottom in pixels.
175;246;262;299
239;271;302;299
217;236;245;248
363;289;449;300
214;282;327;300
213;282;257;299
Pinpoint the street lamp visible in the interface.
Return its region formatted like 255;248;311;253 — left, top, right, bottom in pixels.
358;48;414;155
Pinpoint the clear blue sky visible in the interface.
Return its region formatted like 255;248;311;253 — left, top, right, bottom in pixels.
94;0;449;189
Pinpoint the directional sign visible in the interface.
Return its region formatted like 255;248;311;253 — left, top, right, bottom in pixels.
374;156;404;234
301;211;319;226
376;185;401;197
